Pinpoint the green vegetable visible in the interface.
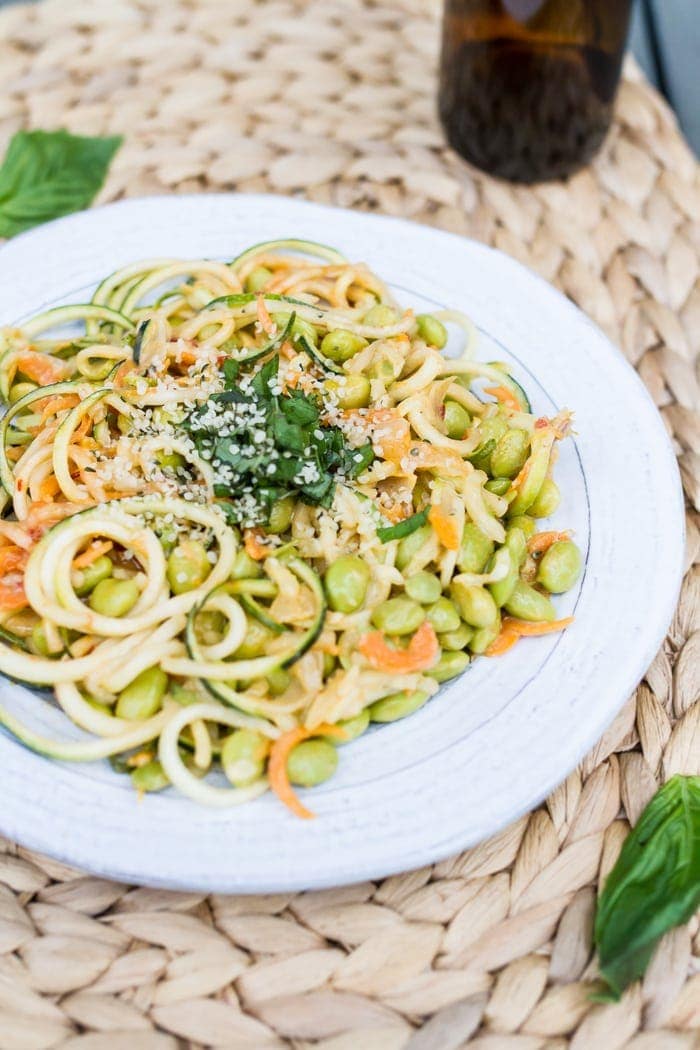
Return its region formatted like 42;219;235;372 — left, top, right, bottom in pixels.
457;523;494;574
131;760;169;793
0;129;122;238
244;266;273;293
485;477;511;496
491;428;530;478
116;666;168;720
504;581;555;622
324;374;371;409
426;596;461;634
371;597;425;636
221;729;269;787
265;495;295;534
287;739;338;786
428;650;470;682
443;400;469;439
451;580;499;629
331;709;370;742
324;555;370;613
182;354;372;524
416;314;448;349
321;329;368;363
528;478;561;518
362;304;398;326
167;540;211;595
369;690;430;723
71;554;113;597
594;776;700;1000
89;577;140;617
438;622;473;650
405;571;442;605
377;506;430;544
537;540;582;594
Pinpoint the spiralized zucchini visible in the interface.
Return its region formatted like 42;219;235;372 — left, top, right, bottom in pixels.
0;240;580;817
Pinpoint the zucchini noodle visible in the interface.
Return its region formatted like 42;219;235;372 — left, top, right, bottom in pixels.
0;239;578;817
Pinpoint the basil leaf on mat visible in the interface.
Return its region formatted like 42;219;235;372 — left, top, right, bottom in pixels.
594;774;700;1000
0;129;122;238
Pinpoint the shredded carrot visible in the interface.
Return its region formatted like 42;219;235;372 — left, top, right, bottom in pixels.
368;409;411;463
428;505;461;551
0;546;29;611
40;394;80;421
268;724;346;819
15;351;69;386
38;476;61;500
25;500;92;539
527;531;571;554
503;616;574;637
383;501;411;524
485;615;574;657
484;385;520;412
485;625;520;656
256;293;276;336
243;528;268;561
72;540;114;570
359;620;439;674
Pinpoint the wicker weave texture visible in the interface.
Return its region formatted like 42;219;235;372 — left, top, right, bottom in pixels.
0;0;699;1047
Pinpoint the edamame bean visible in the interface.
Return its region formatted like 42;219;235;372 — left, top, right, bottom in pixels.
528;478;561;518
505;526;528;567
322;653;337;679
9;381;36;404
508;514;536;538
89;577;140;617
485;477;511;496
327;709;370;743
324;374;371;409
155;450;185;470
131;760;169;793
488;549;519;608
426;596;461;634
72;555;113;597
439;622;474;650
167;540;211;595
371;597;425;636
235;617;275;658
30;622;50;656
287;739;338;786
266;495;294;534
266;668;291;695
272;312;318;346
396;523;432;571
504;581;556;622
491;428;530;479
537;540;582;594
321;329;368;363
416;314;448;349
428;650;470;682
324;555;370;613
362;304;398;326
469;618;502;654
116;666;168;720
475;413;509;446
221;729;269;787
452;580;499;628
405;571;442;605
231;550;264;580
457;523;494;574
245;266;273;293
444;400;469;438
369;690;430;723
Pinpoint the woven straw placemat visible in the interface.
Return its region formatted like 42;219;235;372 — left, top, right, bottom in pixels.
0;1;699;1047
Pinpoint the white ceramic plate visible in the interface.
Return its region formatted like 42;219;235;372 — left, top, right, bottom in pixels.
0;194;684;892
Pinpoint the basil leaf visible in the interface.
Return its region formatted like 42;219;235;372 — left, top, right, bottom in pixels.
594;774;700;1000
0;129;122;238
377;505;431;543
222;358;240;388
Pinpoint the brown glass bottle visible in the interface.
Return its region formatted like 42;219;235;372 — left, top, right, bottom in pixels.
439;0;633;182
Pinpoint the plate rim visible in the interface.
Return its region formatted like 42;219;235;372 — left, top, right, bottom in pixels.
0;192;685;891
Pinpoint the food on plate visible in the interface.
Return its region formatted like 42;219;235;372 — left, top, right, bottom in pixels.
0;239;581;815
